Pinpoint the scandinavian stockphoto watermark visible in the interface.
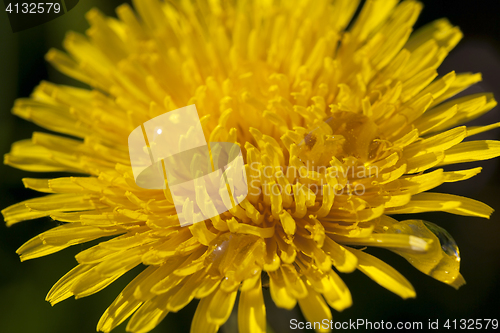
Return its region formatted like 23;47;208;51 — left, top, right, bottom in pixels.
290;318;499;330
4;1;80;32
128;105;379;227
290;318;424;331
128;105;248;227
246;161;379;198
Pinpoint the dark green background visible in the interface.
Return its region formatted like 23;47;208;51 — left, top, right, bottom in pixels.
1;1;500;332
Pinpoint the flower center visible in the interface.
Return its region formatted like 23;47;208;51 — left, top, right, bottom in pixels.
298;111;381;166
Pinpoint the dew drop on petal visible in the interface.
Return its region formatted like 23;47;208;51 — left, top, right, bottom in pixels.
423;221;460;263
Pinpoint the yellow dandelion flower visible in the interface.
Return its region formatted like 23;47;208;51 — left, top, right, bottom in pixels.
3;0;500;332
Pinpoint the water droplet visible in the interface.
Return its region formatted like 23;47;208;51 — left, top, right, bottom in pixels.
423;221;460;262
205;234;232;272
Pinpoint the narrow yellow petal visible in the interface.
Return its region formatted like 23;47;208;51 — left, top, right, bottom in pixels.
238;277;266;333
190;294;219;333
322;271;352;311
206;288;238;326
268;269;297;310
467;122;500;137
279;210;296;235
386;192;493;218
298;283;332;333
350;248;416;299
405;151;444;174
17;224;122;261
280;264;308;299
443;167;482;183
22;178;54;193
97;266;155;332
403;126;466;158
2;200;52;226
166;272;204;312
381;220;464;288
72;248;143;299
126;294;169;333
430;93;497;133
227;217;274;238
333;234;432;253
46;264;94;305
431;72;483;107
438;140;500;166
322;236;358;273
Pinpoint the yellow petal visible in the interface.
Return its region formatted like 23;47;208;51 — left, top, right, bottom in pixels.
97;266;155;332
467;122;500;137
126;294;169;333
238;277;266;333
72;248;143;298
403;126;466;158
46;264;93;305
17;224;122;261
349;248;416;299
322;236;358;273
438;140;500;166
383;219;464;288
333;233;431;253
322;271;352;311
268;269;296;310
443;167;482;182
386;192;493;218
206;288;238;326
298;283;332;333
190;294;219;333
